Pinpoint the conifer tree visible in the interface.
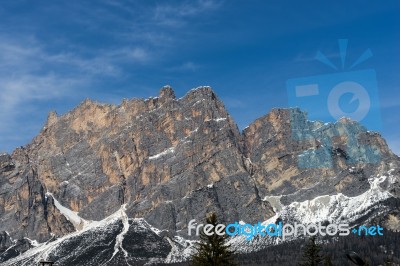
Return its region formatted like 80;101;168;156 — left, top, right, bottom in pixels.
324;255;333;266
299;236;324;266
191;212;237;266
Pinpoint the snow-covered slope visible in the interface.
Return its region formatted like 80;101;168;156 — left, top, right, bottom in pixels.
227;171;397;254
282;174;392;224
2;205;173;266
2;167;398;265
2;171;398;265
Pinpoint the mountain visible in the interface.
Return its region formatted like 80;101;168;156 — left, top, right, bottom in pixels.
0;86;399;265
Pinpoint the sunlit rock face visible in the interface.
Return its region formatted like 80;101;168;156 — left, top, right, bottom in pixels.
0;86;399;264
244;108;399;203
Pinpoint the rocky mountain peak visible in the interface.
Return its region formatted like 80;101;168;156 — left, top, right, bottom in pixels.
159;85;176;100
46;110;58;127
0;153;12;170
0;87;399;265
186;86;217;100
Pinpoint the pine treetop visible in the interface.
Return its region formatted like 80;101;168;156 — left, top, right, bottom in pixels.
191;213;237;266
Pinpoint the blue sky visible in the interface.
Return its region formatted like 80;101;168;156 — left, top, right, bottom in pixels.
0;0;399;154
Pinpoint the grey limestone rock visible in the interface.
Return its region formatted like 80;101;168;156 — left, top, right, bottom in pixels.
0;86;399;264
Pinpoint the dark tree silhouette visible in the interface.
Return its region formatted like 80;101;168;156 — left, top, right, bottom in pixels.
299;236;324;266
191;213;237;266
324;255;333;266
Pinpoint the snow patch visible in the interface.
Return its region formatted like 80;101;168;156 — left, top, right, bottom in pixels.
193;99;205;105
137;218;162;236
283;175;391;224
244;157;253;165
24;237;39;247
149;147;175;160
180;127;199;143
227;174;395;253
4;204;133;265
204;117;227;122
165;236;197;263
59;181;69;186
263;195;283;212
46;192;86;229
107;204;130;262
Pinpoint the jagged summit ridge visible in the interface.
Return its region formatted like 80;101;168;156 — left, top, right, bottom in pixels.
0;86;399;265
39;86;227;136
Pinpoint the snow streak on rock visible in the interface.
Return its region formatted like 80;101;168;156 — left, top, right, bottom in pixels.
106;204;130;263
228;174;395;254
149;147;175;160
165;236;196;263
283;175;391;224
46;192;87;230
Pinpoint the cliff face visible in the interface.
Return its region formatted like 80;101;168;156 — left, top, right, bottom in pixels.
244;108;399;204
0;86;399;264
1;86;274;242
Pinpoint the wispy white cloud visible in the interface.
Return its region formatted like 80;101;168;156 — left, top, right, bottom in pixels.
46;52;121;77
180;61;199;71
0;1;225;152
0;73;85;151
0;38;71;107
0;34;142;78
0;73;87;141
46;46;154;76
127;47;151;62
154;0;222;27
0;35;113;150
0;75;73;112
